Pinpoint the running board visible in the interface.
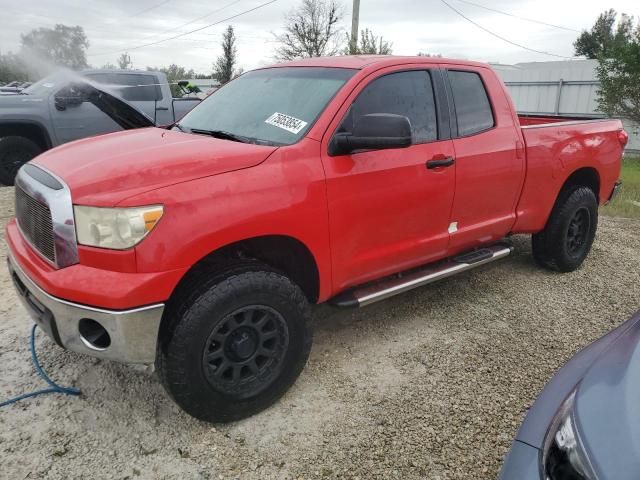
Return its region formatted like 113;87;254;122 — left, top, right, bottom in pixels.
330;243;513;308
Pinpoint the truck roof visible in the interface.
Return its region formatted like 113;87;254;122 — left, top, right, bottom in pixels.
267;55;491;70
80;69;165;76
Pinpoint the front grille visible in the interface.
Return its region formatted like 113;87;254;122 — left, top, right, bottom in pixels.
15;186;56;263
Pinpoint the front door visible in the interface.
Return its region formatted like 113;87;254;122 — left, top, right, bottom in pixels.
321;68;456;291
50;85;122;144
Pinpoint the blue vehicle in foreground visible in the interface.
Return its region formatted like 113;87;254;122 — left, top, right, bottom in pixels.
500;310;640;479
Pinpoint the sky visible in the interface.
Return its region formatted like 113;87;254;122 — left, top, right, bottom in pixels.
0;0;639;75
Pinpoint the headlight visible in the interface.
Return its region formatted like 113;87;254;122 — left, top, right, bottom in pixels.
543;388;597;480
74;205;163;250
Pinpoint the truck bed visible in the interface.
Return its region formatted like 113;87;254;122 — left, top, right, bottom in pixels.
513;115;624;233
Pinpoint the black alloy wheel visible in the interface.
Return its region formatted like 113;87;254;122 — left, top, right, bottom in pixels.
531;186;598;272
565;207;591;258
202;305;289;397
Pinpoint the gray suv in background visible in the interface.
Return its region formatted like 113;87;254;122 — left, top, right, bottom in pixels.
500;309;640;479
0;69;200;185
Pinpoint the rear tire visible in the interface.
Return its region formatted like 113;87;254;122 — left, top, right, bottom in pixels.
156;262;312;423
532;186;598;272
0;136;42;186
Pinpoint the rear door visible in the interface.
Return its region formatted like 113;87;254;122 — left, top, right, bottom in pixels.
321;67;456;291
444;67;525;252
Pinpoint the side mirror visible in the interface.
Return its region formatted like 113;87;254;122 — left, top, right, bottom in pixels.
54;84;86;111
330;113;412;156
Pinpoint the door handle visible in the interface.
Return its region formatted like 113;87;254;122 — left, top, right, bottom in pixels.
426;157;455;169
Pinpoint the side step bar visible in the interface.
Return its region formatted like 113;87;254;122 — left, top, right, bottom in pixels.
330;243;513;308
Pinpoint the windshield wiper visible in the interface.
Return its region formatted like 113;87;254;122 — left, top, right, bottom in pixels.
189;128;249;143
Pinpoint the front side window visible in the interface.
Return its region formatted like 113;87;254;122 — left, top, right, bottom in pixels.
448;70;494;136
338;70;438;143
177;67;356;146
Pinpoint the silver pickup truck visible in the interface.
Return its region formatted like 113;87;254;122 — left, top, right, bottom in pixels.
0;69;200;185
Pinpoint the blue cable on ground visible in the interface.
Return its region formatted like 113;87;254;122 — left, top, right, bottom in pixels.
0;324;81;407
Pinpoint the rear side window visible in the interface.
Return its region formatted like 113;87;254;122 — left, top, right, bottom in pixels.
339;70;438;143
115;74;162;102
448;70;494;136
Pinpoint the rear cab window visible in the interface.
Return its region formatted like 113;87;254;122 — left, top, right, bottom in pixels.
85;73;163;102
447;70;494;136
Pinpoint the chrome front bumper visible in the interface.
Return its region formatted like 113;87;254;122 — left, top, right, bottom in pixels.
7;252;164;364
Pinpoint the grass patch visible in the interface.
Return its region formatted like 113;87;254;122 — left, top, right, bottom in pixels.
602;155;640;219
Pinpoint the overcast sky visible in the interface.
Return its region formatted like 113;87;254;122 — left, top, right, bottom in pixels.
1;0;638;74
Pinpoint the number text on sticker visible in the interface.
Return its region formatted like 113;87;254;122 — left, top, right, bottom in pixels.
265;112;308;135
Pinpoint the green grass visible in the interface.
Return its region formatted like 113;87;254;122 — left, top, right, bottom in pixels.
602;155;640;219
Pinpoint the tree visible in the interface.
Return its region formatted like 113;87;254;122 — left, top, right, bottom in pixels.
574;9;634;59
20;24;89;69
0;51;30;83
147;64;195;97
344;28;392;55
117;52;133;70
213;25;238;84
274;0;342;60
595;22;640;124
576;11;640;123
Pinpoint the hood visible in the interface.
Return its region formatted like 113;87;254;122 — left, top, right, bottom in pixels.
0;92;45;106
33;128;278;206
61;81;155;129
573;311;640;479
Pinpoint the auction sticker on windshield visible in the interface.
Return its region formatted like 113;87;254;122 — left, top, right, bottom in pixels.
265;112;308;134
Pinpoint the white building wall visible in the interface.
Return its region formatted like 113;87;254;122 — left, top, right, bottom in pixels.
492;60;640;151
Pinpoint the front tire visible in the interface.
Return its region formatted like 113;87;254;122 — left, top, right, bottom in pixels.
0;136;43;186
532;186;598;272
156;265;312;422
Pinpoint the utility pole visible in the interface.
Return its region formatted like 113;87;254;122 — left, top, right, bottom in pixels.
350;0;360;54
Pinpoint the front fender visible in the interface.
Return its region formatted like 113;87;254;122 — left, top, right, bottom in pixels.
123;140;334;301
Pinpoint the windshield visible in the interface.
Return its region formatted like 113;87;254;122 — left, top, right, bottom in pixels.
177;67;356;146
21;74;62;96
22;71;86;96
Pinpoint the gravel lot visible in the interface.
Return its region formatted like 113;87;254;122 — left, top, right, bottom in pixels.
1;184;639;480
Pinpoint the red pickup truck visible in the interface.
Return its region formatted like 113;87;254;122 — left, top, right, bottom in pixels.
6;56;627;422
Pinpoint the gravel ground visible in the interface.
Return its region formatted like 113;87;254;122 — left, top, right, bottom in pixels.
0;183;639;480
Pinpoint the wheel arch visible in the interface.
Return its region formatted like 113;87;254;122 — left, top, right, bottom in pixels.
167;234;321;308
0;121;53;151
559;167;601;203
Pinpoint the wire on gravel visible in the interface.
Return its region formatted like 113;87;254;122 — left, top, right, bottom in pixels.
0;324;81;407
